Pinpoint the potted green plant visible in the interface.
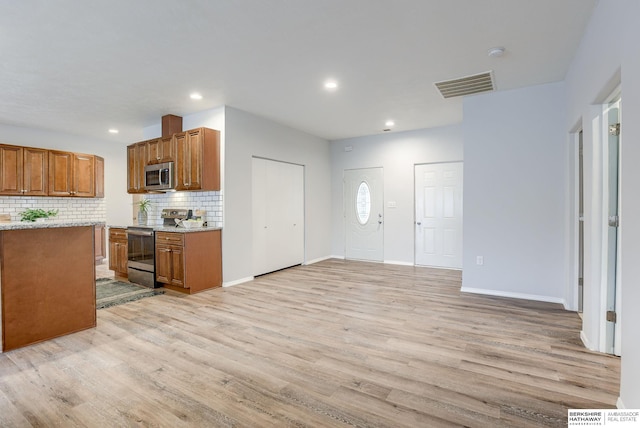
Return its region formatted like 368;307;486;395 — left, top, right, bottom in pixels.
19;208;59;222
137;198;152;225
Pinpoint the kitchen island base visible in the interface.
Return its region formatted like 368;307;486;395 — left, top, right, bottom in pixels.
0;225;96;352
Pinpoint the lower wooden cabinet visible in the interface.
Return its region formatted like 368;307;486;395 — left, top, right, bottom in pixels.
156;232;185;287
108;227;128;277
155;230;221;294
95;225;106;264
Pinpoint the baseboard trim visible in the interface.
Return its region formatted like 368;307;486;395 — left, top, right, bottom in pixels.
304;256;334;265
580;330;597;351
223;276;254;288
617;396;625;409
384;260;414;266
460;287;566;305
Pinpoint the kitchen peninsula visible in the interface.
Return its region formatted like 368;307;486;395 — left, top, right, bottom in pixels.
0;221;102;352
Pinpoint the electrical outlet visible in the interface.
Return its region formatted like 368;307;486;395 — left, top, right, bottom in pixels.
476;256;484;265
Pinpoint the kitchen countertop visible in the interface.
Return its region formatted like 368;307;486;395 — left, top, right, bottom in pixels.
108;224;222;233
0;220;106;231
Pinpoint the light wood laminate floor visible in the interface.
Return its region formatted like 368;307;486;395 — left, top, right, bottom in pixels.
1;259;619;427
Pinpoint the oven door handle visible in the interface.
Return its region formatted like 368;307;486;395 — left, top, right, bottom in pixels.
127;230;154;237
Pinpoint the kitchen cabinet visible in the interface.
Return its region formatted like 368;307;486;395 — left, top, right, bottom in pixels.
155;229;221;293
0;144;48;196
108;227;128;277
95;156;104;198
95;225;106;264
146;136;175;164
155;232;185;287
126;127;219;194
174;128;220;191
48;151;96;197
127;142;147;193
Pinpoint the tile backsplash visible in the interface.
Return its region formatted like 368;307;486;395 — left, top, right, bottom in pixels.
138;191;223;227
0;197;106;222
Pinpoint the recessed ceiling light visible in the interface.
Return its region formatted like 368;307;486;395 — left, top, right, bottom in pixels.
108;129;119;134
190;93;203;100
385;120;395;127
324;80;338;90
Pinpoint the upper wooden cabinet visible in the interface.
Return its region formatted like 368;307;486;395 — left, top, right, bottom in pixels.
146;136;175;165
48;151;96;197
175;128;220;191
95;156;104;198
0;144;103;198
0;145;48;196
127;127;220;194
127;142;147;194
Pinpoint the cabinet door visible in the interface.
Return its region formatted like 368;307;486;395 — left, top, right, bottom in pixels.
73;153;95;197
23;147;48;196
173;132;188;190
183;129;203;190
146;139;160;164
159;136;175;162
0;145;23;195
48;151;73;196
169;246;185;287
95;156;104;198
175;130;204;190
127;143;146;193
95;225;106;264
155;244;173;284
116;241;128;275
108;240;120;271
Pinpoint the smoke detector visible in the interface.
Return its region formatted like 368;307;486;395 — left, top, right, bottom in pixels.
488;47;506;58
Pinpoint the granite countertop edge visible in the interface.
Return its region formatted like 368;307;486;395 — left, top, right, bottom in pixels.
0;221;106;231
107;224;222;234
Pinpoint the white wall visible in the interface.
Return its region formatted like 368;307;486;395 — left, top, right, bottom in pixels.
330;126;464;264
461;82;567;304
564;0;640;410
224;106;332;284
0;123;130;226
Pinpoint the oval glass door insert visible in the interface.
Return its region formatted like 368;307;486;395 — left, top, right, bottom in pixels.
356;181;371;224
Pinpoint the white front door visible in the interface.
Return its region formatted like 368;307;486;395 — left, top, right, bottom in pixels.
252;157;304;276
344;168;384;262
414;162;463;268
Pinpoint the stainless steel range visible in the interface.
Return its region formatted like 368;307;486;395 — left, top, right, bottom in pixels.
127;226;157;288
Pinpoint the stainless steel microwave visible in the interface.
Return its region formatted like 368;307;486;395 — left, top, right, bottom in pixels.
144;162;175;191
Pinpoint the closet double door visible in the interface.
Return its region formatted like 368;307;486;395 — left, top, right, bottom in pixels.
252;157;304;276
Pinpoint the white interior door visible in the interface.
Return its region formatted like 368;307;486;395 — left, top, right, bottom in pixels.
252;157;304;276
414;162;463;268
344;168;383;262
605;98;621;356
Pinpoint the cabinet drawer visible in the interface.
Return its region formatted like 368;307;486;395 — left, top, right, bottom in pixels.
109;228;127;241
156;232;184;246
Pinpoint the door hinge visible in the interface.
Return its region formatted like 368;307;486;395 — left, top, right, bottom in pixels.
606;310;617;323
608;215;619;227
578;278;583;286
609;123;621;136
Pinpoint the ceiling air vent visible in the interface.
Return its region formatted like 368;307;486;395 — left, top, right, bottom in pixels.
434;71;495;99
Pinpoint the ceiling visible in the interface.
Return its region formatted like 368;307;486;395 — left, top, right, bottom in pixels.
0;0;597;144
